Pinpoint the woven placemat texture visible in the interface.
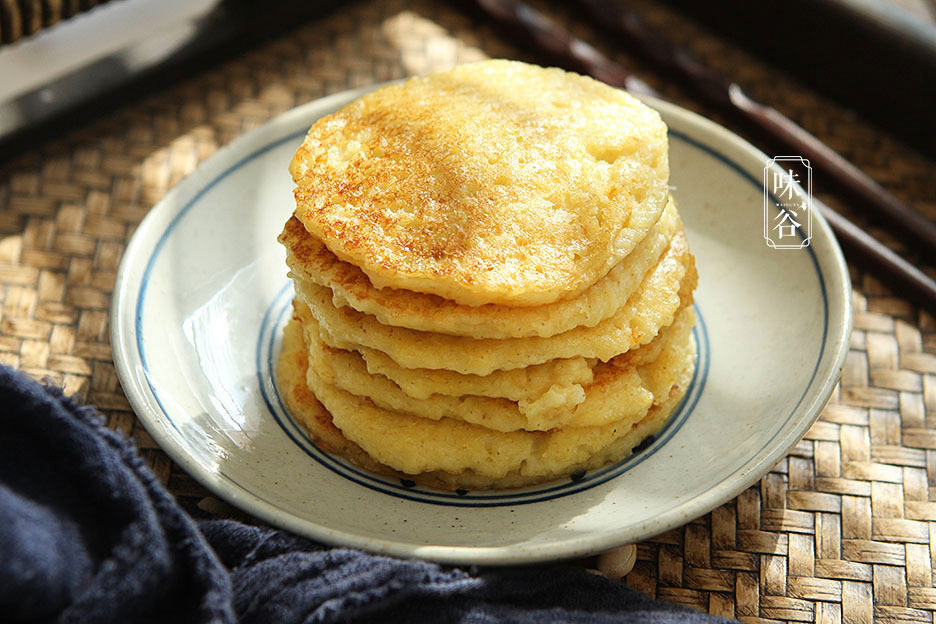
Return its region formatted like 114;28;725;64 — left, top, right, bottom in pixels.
0;1;934;621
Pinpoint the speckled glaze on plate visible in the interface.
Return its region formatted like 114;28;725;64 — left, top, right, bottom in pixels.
111;85;852;565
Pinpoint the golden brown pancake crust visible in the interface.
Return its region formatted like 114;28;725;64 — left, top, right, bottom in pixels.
279;197;683;339
289;60;669;306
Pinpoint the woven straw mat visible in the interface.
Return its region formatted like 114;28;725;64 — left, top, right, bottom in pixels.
0;1;934;621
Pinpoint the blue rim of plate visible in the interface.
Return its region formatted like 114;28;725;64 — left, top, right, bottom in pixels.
132;126;829;509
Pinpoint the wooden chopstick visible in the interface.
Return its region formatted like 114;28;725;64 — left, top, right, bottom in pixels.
819;199;936;313
461;0;936;316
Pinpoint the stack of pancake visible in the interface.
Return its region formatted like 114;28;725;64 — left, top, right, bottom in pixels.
276;60;697;491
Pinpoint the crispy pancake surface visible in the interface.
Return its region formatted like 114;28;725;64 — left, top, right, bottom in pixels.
277;313;695;490
296;231;696;375
281;198;682;339
289;60;670;306
305;305;695;432
356;345;595;403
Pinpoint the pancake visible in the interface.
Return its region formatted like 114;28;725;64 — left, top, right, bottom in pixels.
281;198;682;339
290;297;592;414
276;318;389;476
289;60;670;306
357;345;595;403
300;300;695;432
277;314;695;490
296;231;696;375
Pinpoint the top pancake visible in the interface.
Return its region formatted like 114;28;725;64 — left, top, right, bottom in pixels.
289;60;670;307
281;197;681;339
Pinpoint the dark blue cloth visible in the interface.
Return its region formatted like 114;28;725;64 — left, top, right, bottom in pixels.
0;364;736;623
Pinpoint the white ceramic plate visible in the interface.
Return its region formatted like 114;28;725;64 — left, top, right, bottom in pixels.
111;86;852;565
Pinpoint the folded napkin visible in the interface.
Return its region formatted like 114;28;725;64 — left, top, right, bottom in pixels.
0;364;736;623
